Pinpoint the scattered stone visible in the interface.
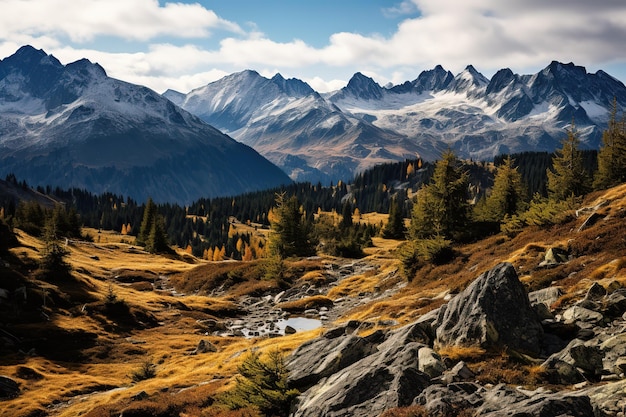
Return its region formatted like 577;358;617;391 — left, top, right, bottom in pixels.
578;212;604;232
191;339;217;355
604;289;626;317
540;247;569;266
585;282;606;301
414;382;483;415
544;339;604;380
284;325;297;335
418;347;446;378
528;286;563;309
562;305;604;325
440;361;475;384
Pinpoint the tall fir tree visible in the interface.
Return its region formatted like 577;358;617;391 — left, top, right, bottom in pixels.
381;196;406;239
268;193;315;258
594;100;626;190
409;149;470;240
480;156;528;222
137;198;156;246
547;123;591;200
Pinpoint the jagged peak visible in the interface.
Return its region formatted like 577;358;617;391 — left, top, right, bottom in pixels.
271;73;315;97
1;45;62;69
66;58;107;78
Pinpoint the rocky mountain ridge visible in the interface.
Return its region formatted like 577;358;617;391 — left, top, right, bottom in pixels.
0;46;291;204
169;61;626;184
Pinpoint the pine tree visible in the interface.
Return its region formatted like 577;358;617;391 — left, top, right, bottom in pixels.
137;198;156;246
268;193;315;258
481;156;528;222
381;196;406;239
594;100;626;190
340;202;353;229
409;149;470;240
547;124;591;200
145;215;169;254
39;214;72;281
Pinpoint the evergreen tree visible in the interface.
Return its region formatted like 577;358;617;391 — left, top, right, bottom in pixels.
145;215;169;254
39;214;72;281
268;193;315;258
594;100;626;190
340;201;353;229
137;198;156;246
381;196;406;239
137;198;169;253
409;149;470;240
547;124;591;200
480;156;528;222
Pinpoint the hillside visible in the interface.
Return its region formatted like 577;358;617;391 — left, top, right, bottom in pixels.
1;184;626;416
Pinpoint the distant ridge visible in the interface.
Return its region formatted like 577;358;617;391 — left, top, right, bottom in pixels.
169;61;626;184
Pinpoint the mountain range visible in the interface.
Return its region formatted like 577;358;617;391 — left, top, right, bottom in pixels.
0;46;290;204
2;45;626;203
166;61;626;184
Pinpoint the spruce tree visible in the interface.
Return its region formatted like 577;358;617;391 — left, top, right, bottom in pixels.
268;193;315;258
409;149;469;240
482;156;528;222
137;198;156;246
547;124;591;200
381;196;406;239
594;100;626;190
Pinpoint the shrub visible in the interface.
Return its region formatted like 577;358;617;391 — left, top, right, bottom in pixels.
221;350;298;417
131;359;157;382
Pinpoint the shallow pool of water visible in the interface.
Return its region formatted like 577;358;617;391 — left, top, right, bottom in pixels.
277;316;321;332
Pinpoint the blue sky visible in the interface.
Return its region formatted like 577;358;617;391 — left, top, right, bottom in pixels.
1;0;625;94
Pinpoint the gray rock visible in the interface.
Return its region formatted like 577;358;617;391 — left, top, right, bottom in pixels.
475;383;528;414
435;263;543;356
584;379;626;415
287;333;378;389
600;333;626;376
418;347;445;378
440;361;475;384
562;305;604;325
585;282;607;301
529;286;563;308
284;325;297;334
604;289;626;317
481;391;594;417
0;375;20;399
414;382;483;415
543;339;604;380
291;322;433;417
541;247;569;266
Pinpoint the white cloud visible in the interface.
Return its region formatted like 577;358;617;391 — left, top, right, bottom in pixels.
0;0;243;42
1;0;625;94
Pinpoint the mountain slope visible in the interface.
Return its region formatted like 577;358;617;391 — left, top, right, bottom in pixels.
0;46;290;204
330;62;626;161
170;62;626;184
165;71;440;183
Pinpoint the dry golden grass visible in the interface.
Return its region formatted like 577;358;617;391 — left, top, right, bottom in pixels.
5;184;626;416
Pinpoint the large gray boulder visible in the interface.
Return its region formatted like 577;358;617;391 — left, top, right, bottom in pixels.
291;322;432;417
434;263;544;355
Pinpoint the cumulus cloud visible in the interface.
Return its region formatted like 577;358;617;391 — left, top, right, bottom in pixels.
0;0;243;42
1;0;625;93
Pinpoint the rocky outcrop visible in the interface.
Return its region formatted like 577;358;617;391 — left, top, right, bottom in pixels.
290;322;432;417
287;263;626;417
434;262;543;355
